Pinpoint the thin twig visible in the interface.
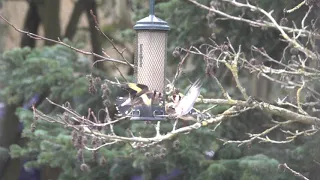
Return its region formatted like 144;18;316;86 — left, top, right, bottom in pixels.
279;163;309;180
0;14;132;66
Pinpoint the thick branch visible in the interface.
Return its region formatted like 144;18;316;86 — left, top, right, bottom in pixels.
64;0;87;40
197;98;320;125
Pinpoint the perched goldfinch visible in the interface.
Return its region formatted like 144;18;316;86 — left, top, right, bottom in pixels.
115;83;163;116
119;83;149;100
131;90;162;107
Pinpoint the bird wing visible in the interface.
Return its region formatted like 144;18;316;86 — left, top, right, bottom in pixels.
115;83;163;117
131;91;153;107
121;83;149;98
115;97;132;116
115;92;154;117
174;79;202;117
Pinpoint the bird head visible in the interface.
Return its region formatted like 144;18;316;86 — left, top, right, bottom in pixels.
165;102;176;115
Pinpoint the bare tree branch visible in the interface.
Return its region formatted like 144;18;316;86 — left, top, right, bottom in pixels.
0;14;133;67
279;163;309;180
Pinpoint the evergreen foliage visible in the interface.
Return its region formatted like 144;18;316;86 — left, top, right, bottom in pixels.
0;0;319;179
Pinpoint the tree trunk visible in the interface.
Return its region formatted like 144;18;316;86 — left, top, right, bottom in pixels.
0;104;23;180
37;0;61;46
20;1;41;48
85;0;102;63
64;0;87;40
0;103;20;149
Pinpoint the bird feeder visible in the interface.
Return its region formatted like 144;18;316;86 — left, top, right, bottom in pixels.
131;0;170;121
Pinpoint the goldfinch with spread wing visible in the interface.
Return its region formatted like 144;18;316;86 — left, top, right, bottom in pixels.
115;82;162;116
118;83;149;106
131;90;162;107
120;83;149;98
173;79;202;118
165;79;209;123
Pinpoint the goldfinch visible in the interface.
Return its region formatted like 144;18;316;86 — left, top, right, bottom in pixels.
119;83;149;103
165;102;203;122
131;90;162;107
115;83;163;116
173;79;202;118
165;79;203;122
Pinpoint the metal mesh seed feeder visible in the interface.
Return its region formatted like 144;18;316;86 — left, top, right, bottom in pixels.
130;0;170;121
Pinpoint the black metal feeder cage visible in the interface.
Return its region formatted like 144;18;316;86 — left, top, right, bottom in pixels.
130;0;170;121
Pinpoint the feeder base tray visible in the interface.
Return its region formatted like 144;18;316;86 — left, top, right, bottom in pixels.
130;105;166;121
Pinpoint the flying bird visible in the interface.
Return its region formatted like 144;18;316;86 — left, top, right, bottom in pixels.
172;79;202;118
164;79;204;129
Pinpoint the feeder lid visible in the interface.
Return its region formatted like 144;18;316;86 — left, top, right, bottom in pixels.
134;15;170;31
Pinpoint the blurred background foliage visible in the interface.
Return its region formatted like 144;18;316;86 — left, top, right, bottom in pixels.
0;0;319;179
